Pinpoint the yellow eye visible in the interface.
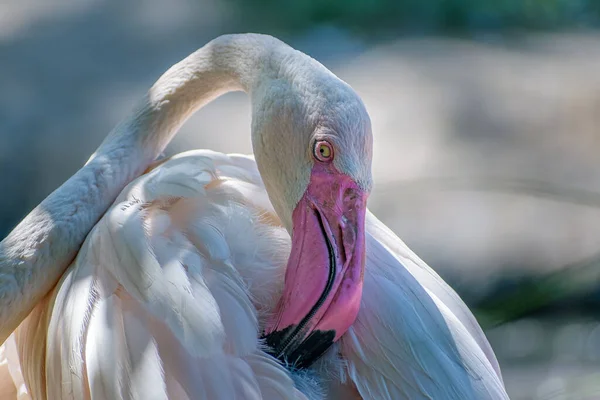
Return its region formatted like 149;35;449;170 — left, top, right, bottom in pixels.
314;140;333;162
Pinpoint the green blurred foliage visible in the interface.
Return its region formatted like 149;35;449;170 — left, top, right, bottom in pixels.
475;252;600;328
229;0;599;37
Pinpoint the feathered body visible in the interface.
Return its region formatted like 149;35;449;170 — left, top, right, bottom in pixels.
2;150;506;399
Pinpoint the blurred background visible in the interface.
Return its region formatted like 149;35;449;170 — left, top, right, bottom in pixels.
2;0;600;398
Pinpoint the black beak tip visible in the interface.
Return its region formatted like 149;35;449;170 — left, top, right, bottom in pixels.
261;327;336;370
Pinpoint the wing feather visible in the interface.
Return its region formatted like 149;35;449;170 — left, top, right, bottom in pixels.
339;225;508;399
0;335;29;399
366;211;503;380
11;150;301;400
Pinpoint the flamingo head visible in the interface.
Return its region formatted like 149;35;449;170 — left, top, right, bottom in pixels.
252;61;373;369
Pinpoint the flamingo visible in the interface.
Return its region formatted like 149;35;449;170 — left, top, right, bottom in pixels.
0;34;508;399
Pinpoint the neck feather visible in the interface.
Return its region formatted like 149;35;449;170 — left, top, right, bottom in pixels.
0;33;289;344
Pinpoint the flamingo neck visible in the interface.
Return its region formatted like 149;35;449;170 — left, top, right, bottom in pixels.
0;34;285;344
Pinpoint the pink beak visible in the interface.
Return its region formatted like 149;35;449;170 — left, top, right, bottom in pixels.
263;163;367;368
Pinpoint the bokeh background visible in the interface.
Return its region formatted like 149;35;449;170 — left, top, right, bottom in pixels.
2;1;600;398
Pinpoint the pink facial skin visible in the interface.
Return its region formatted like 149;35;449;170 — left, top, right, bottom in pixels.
263;161;367;368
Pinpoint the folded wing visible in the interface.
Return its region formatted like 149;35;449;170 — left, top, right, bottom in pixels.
338;212;508;400
11;150;305;400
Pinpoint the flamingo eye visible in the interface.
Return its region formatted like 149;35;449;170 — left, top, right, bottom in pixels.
313;140;333;162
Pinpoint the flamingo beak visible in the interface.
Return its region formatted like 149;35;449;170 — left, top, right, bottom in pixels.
263;164;367;369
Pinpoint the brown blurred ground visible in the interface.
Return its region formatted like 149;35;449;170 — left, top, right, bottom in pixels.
2;1;600;398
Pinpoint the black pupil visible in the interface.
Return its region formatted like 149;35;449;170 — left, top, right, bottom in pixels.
320;147;326;155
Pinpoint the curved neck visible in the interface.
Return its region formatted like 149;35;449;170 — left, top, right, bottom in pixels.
90;34;273;167
0;34;281;344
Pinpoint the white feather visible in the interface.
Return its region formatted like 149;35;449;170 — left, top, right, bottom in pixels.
9;151;301;400
337;225;508;399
